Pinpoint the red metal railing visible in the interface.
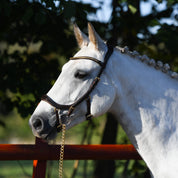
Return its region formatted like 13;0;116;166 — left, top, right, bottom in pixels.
0;138;141;178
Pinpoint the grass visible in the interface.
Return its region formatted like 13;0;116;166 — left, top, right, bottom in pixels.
0;161;33;178
0;111;34;143
0;160;99;178
0;160;147;178
0;111;107;178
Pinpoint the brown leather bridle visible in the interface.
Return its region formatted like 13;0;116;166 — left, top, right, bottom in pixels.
41;43;113;132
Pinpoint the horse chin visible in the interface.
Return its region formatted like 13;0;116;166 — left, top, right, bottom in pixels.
65;115;86;130
31;126;57;141
44;130;57;140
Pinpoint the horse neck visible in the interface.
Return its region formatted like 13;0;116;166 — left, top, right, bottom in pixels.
108;49;178;176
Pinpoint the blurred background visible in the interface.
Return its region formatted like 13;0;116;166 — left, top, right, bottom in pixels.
0;0;177;177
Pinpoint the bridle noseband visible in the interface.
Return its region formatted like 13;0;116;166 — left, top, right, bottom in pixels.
41;43;113;132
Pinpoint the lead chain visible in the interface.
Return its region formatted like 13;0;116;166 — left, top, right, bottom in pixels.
59;124;66;178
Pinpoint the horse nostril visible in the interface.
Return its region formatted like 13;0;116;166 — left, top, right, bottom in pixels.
32;118;43;131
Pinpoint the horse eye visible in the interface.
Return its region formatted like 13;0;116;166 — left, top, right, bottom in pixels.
74;71;88;79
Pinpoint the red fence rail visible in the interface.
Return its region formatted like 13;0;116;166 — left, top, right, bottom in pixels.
0;138;141;177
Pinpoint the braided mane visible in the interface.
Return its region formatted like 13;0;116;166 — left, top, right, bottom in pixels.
116;46;178;80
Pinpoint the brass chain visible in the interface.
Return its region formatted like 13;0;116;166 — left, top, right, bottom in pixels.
59;124;66;178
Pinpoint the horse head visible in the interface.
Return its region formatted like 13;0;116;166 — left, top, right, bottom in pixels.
29;23;116;140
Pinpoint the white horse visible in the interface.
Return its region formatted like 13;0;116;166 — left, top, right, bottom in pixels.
29;23;178;178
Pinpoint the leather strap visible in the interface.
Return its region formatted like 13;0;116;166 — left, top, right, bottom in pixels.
41;95;72;110
85;96;92;120
70;56;104;66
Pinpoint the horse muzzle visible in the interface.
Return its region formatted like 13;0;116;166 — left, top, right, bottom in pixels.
29;113;59;140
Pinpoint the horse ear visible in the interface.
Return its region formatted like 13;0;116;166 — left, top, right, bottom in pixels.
74;23;89;48
88;22;105;51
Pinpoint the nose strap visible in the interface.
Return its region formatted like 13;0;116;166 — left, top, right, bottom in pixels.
41;94;92;132
54;108;63;132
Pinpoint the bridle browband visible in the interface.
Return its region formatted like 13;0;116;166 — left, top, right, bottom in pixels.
41;43;114;132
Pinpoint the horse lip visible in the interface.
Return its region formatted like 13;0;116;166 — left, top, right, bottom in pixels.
44;129;57;140
31;116;58;140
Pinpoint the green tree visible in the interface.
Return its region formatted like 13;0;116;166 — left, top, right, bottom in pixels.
0;0;98;120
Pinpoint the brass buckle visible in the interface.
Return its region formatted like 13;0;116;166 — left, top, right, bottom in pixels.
86;114;93;120
68;106;75;116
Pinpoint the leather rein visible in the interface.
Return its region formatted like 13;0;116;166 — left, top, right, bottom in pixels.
41;43;113;132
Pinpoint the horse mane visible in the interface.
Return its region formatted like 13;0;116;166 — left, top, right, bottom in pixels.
115;46;178;81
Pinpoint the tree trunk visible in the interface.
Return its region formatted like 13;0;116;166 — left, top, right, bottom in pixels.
93;113;118;178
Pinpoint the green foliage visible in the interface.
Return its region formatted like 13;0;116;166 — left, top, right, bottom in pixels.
128;4;137;14
0;110;33;141
0;0;97;119
0;160;33;178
